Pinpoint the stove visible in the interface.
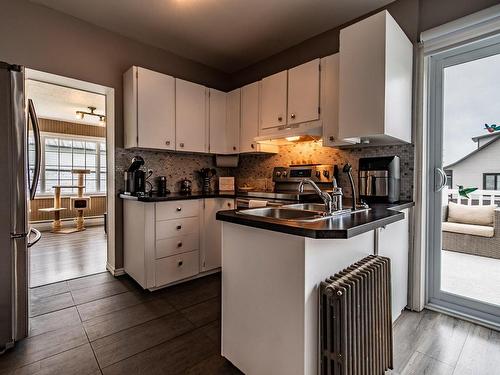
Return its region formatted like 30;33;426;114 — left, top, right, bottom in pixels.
236;165;335;208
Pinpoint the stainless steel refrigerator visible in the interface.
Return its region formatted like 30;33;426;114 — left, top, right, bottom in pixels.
0;62;42;353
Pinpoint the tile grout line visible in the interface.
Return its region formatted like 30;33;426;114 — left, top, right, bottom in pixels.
98;319;218;372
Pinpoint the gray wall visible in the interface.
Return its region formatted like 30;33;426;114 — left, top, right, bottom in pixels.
419;0;500;32
228;0;499;89
228;0;419;89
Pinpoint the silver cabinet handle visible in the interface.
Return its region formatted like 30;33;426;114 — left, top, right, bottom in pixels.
290;113;296;119
436;168;448;192
176;207;182;212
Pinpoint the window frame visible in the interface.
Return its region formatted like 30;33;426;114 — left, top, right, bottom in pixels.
483;173;500;190
30;132;107;196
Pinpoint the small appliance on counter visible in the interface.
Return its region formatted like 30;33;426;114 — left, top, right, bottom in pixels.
123;156;152;196
358;156;400;203
197;168;216;193
179;178;192;195
157;176;169;196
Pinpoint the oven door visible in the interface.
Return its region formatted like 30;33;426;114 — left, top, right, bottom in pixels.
235;198;294;210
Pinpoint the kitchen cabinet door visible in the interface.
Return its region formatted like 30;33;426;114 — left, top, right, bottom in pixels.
287;59;320;125
209;88;227;154
260;71;287;131
240;82;259;153
201;198;235;271
339;11;412;144
226;88;240;153
123;66;175;150
378;208;410;322
176;78;208;153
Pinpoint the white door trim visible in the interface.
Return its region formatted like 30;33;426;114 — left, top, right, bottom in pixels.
25;69;116;274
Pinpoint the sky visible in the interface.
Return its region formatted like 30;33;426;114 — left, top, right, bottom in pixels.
443;53;500;166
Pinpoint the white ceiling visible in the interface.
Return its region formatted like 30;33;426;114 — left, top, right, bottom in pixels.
32;0;394;73
26;80;106;126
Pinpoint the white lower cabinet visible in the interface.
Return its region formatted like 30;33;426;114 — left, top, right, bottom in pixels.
201;198;235;271
155;250;200;286
123;197;234;290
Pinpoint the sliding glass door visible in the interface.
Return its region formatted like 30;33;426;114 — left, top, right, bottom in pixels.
427;34;500;327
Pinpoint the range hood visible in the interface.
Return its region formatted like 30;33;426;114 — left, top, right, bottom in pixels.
254;121;323;145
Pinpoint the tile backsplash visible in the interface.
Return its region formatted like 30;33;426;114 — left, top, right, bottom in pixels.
115;148;232;194
116;141;414;200
236;142;414;200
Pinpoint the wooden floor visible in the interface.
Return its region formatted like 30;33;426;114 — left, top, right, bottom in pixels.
0;272;498;374
29;225;107;287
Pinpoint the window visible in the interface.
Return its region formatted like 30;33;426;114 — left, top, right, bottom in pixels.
445;170;453;189
29;133;106;195
483;173;500;190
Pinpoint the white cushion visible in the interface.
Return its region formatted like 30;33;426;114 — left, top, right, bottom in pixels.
442;222;494;238
447;202;495;226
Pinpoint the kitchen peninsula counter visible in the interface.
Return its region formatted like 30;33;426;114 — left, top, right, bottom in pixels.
217;200;413;375
216;200;413;239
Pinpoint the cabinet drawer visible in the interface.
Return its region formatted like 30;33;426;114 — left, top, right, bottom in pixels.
155;250;199;286
156;217;199;240
156;234;199;259
156;200;199;221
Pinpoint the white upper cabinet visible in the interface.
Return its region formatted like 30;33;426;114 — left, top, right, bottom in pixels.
225;88;241;153
209;88;240;154
176;78;208;153
208;88;227;154
339;10;413;144
124;66;176;150
260;70;287;131
240;82;278;153
321;54;358;147
287;59;320;125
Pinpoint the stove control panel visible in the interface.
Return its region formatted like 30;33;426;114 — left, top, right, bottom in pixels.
272;165;335;183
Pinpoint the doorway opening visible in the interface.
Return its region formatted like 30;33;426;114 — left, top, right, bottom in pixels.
426;34;500;327
25;72;115;288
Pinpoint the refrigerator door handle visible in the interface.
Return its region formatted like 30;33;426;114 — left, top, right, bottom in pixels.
27;227;41;248
28;99;41;200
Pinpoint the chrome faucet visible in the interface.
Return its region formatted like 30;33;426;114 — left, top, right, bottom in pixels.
298;178;333;214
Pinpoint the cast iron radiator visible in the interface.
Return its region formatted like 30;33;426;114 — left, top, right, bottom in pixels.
320;255;393;375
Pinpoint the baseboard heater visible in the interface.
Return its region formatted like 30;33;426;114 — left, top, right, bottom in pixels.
320;255;393;375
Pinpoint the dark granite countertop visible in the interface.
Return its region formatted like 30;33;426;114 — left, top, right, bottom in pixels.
119;191;236;202
216;200;414;239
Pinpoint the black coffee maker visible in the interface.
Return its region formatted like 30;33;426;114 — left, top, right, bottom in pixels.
123;156;147;195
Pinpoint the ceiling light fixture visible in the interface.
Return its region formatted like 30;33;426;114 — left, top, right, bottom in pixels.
76;106;106;125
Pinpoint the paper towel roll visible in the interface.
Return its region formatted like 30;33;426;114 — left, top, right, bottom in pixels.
215;155;239;167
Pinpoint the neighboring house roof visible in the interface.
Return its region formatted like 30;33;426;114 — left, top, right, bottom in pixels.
471;132;500;143
444;135;500;169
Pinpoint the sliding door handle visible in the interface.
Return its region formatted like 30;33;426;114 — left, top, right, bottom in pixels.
436;168;447;192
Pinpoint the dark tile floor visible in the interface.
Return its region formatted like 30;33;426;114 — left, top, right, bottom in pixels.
1;271;499;374
0;272;241;375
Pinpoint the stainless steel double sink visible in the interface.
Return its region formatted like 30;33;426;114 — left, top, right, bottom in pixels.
237;203;365;223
